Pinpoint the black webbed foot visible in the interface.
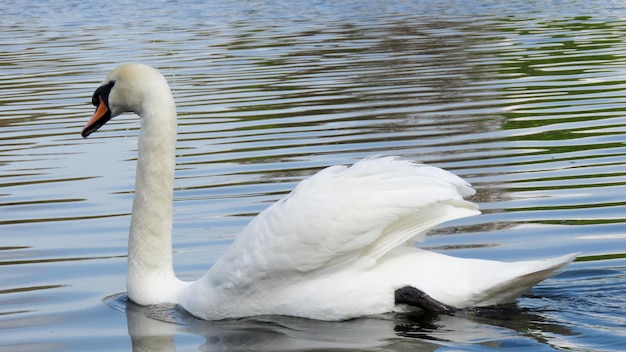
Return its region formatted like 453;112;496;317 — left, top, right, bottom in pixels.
394;286;457;314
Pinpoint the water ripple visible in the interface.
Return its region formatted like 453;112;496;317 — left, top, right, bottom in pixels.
1;2;626;351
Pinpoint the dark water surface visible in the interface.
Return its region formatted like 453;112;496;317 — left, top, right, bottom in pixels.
1;1;625;351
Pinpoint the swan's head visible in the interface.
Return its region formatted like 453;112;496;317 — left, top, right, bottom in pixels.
82;63;170;138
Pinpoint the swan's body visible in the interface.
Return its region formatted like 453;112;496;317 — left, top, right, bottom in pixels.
83;63;576;321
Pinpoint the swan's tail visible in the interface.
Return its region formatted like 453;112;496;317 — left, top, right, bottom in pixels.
471;252;579;307
384;250;578;308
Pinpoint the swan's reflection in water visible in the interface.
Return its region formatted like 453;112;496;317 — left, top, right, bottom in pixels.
109;294;571;351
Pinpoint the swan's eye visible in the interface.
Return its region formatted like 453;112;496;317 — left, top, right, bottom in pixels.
92;81;115;107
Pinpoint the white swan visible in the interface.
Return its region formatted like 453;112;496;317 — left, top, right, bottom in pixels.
82;63;577;321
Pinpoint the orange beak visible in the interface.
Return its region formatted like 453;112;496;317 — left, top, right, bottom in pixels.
82;98;111;138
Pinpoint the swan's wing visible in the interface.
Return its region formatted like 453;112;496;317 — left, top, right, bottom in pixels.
210;156;479;281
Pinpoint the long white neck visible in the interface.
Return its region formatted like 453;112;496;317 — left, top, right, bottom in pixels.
126;86;187;305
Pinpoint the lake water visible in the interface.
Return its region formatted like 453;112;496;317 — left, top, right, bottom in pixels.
1;0;625;351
